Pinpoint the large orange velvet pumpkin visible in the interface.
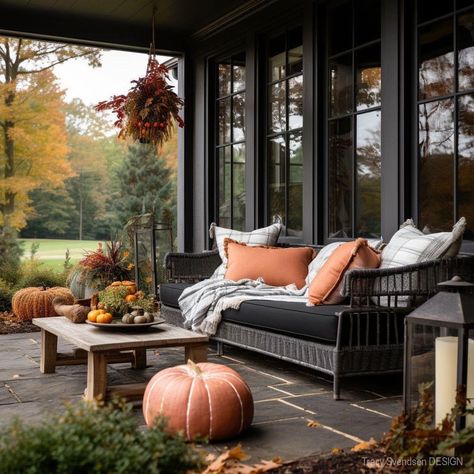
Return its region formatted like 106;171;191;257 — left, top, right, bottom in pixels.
143;361;254;441
12;286;74;321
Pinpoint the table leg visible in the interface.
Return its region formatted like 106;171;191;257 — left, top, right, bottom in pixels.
133;348;147;369
85;352;107;402
40;329;57;374
185;343;208;363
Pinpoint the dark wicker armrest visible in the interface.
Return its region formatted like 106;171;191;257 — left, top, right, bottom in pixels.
165;250;222;283
341;254;474;308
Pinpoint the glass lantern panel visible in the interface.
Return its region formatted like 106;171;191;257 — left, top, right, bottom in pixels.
135;229;154;295
154;223;173;287
407;322;474;427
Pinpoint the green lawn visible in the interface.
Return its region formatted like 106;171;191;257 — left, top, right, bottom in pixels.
19;239;100;271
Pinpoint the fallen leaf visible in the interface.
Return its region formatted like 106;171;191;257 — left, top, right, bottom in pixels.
202;446;282;474
306;419;321;428
351;437;378;452
332;448;343;455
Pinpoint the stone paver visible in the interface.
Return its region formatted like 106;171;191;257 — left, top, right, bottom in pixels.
0;331;402;462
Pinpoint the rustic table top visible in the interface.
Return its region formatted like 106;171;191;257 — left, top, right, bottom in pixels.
33;317;208;352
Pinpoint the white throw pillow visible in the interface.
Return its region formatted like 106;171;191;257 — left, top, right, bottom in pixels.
380;217;466;269
305;238;383;286
209;223;282;279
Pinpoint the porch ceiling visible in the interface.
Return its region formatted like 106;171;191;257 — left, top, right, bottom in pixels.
0;0;264;54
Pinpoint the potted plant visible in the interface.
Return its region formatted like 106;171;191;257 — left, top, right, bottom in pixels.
68;242;133;298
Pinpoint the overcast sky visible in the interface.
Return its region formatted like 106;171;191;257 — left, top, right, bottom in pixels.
54;49;174;106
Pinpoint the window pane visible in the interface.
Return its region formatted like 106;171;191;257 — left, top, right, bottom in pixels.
355;0;381;46
356;43;381;111
288;133;303;236
458;0;474;9
328;0;352;55
218;98;231;145
218;147;232;228
328;117;353;237
268;82;287;132
232;53;246;92
458;10;474;92
419;18;454;100
268;135;286;226
458;94;474;240
356;111;381;237
269;35;286;82
232;93;245;142
218;62;231;97
419;99;454;230
288;45;303;77
418;0;453;24
288;75;303;130
233;144;246;231
288;28;303;76
329;54;352;117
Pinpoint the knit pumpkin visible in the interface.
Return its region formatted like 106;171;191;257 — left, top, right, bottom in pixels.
143;361;254;441
12;286;74;321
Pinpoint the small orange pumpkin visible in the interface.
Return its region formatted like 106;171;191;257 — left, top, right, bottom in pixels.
12;286;74;321
125;294;137;303
143;361;254;440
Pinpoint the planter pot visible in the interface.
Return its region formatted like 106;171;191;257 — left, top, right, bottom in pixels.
68;268;98;299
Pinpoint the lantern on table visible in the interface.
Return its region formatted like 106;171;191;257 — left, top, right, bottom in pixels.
403;276;474;432
125;212;174;298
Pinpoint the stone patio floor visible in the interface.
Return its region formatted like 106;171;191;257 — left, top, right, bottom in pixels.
0;331;402;463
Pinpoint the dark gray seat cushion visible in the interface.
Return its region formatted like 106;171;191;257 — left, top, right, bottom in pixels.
222;300;345;342
160;283;345;342
159;283;193;308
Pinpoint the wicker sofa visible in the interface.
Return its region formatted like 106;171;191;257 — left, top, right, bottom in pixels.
159;245;474;399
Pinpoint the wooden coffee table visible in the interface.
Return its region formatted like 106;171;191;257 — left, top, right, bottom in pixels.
33;317;208;401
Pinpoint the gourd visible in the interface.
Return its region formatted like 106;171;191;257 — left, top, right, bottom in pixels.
143;361;254;440
12;286;74;321
108;280;137;295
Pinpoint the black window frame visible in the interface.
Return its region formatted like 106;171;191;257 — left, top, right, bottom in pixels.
324;0;383;242
212;52;247;230
414;0;474;239
263;26;304;237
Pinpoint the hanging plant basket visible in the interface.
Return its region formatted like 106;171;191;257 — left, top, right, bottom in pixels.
96;57;184;147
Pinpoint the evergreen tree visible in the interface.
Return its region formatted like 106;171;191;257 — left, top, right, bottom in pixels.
21;187;76;238
112;143;175;231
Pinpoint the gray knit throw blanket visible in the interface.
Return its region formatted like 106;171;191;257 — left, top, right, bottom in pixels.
178;278;307;336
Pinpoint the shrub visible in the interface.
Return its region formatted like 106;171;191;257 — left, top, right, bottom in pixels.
0;279;14;312
16;260;67;289
0;227;23;285
0;400;204;474
382;383;474;471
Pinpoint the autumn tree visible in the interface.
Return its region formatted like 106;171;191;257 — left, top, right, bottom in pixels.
0;38;101;230
64;99;111;240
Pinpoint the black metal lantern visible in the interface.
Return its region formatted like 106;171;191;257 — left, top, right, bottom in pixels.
404;276;474;431
125;213;173;298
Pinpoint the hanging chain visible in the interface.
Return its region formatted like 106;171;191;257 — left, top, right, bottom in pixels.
147;5;157;72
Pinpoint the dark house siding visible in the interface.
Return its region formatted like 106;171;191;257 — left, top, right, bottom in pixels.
181;0;474;252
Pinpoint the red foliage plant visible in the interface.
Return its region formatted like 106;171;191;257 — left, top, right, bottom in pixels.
95;58;184;147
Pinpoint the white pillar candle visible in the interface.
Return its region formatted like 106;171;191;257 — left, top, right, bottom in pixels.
435;336;474;426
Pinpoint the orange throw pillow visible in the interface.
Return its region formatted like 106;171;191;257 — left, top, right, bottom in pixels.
308;238;381;305
224;239;315;289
